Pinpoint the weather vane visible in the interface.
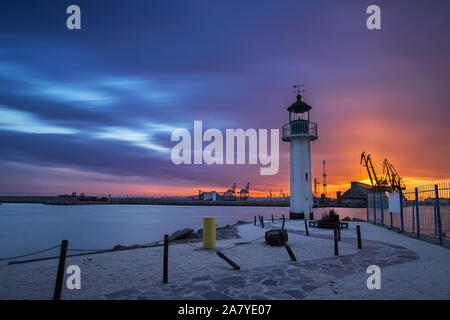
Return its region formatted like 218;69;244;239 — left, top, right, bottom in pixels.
293;82;305;95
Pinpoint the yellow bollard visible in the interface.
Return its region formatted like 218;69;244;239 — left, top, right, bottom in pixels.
203;217;216;249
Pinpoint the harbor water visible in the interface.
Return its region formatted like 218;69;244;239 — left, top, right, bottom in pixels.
0;203;365;262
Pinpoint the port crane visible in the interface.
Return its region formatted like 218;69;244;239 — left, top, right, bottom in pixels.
382;158;406;191
360;152;405;192
239;182;250;200
360;152;390;191
226;183;236;195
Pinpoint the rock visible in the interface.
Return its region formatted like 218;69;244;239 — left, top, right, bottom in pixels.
235;220;248;225
113;244;126;251
343;216;351;221
194;225;239;240
169;228;195;241
265;229;288;246
352;218;365;222
216;225;239;240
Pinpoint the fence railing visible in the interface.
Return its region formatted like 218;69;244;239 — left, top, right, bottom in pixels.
367;182;449;245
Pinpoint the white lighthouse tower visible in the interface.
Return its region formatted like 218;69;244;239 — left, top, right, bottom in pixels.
282;87;318;219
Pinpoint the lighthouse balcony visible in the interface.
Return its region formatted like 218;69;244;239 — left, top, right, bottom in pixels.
282;121;318;141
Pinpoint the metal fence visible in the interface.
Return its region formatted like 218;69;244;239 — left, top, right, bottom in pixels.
367;182;449;245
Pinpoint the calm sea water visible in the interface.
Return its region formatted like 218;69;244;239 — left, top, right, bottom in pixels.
0;204;365;262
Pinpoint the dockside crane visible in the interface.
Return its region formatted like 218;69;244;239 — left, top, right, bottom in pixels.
226;182;237;195
383;158;406;191
360;152;390;191
239;182;250;200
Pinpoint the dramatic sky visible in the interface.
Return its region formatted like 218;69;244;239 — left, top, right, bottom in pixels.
0;0;449;196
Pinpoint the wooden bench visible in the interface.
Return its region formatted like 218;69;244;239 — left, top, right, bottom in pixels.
308;220;318;228
339;221;349;229
308;220;349;229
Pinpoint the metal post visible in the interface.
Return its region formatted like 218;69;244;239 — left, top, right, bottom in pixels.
254;216;256;226
216;251;240;270
434;185;443;245
282;214;285;231
356;226;362;249
53;240;68;300
390;212;393;229
366;193;370;222
380;192;384;226
271;214;274;222
373;193;377;224
412;203;415;232
415;188;420;239
399;190;404;232
163;234;169;283
284;243;297;261
337;226;341;241
433;204;438;235
333;229;339;256
304;220;309;236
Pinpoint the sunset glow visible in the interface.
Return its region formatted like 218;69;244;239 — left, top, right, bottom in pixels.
0;1;448;197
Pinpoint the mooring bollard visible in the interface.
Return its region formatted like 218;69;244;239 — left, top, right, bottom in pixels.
304;220;309;236
334;229;339;256
203;217;216;249
282;214;285;231
163;234;169;283
284;242;297;261
53;239;68;300
356;225;362;249
216;251;240;270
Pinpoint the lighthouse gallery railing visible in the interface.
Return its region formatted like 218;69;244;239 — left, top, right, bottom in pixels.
282;121;318;141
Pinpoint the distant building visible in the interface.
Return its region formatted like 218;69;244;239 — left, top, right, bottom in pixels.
340;182;373;207
217;193;236;201
336;191;342;203
199;191;217;201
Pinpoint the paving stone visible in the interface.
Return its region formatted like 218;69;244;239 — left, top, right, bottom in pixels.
97;232;418;300
283;289;305;299
192;275;213;282
201;291;233;300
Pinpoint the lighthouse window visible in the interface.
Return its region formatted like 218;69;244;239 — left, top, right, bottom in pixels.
305;172;308;181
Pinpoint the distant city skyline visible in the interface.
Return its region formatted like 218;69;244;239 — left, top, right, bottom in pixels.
0;1;449;196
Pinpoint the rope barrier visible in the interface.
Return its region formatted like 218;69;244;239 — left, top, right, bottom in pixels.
0;244;60;261
67;248;110;252
184;242;203;249
3;237;167;264
222;236;266;252
0;221;360;264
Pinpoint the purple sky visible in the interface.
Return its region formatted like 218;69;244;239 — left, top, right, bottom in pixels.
0;0;449;196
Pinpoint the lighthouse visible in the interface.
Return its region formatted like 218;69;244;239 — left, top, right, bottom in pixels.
282;87;318;219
